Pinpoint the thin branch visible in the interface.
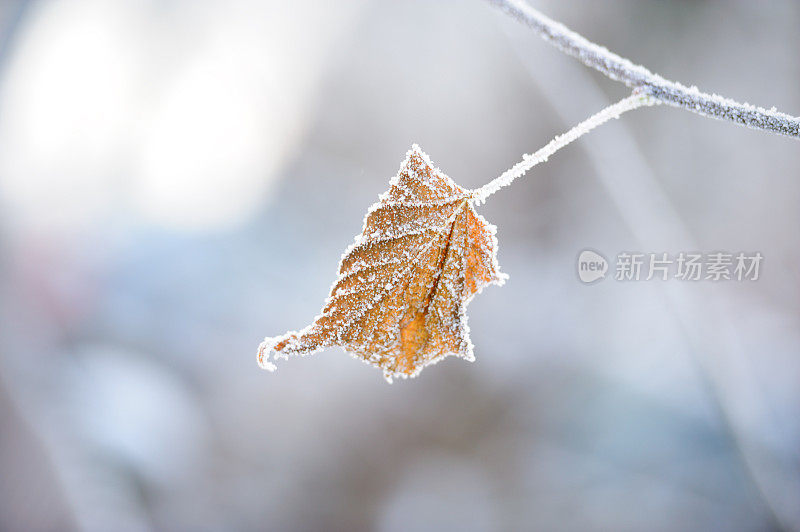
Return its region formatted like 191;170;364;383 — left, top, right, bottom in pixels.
471;91;658;204
487;0;800;140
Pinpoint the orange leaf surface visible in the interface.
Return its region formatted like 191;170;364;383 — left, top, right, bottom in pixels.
258;145;507;382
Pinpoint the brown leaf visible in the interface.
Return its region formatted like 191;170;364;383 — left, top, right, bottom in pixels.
258;145;507;382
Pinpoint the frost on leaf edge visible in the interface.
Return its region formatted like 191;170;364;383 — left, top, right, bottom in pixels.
257;144;508;382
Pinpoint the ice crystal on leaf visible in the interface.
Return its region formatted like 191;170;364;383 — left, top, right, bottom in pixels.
258;145;507;383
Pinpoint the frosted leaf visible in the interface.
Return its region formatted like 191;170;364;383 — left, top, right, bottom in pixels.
258;144;507;382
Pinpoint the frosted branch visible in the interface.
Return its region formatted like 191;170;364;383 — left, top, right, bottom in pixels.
488;0;800;140
472;92;657;203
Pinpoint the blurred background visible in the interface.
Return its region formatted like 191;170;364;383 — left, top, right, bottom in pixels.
0;0;798;530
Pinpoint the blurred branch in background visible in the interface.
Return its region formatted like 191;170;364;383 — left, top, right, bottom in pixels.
0;0;30;70
0;383;76;531
488;0;800;140
493;17;800;528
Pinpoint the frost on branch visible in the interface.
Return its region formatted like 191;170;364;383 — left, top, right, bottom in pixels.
258;145;507;382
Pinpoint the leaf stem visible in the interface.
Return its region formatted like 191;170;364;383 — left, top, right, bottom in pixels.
471;91;657;204
487;0;800;140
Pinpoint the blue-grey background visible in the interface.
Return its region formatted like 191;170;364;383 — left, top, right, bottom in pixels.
0;1;798;530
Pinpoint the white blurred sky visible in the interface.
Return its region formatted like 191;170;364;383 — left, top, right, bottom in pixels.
0;0;365;231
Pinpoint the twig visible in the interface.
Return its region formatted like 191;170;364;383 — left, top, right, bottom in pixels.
471;91;658;204
487;0;800;140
